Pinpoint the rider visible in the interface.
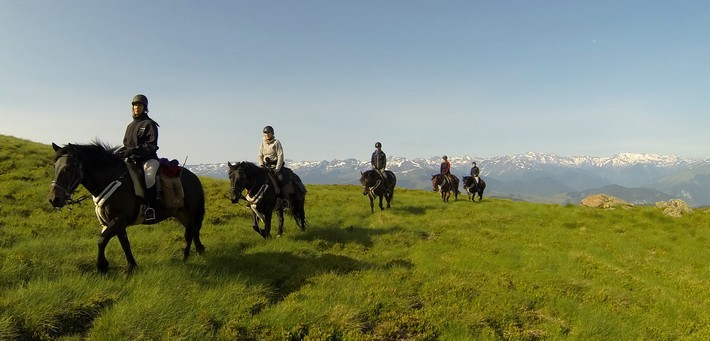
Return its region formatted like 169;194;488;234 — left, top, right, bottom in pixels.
371;142;390;192
258;125;290;203
440;155;453;186
470;161;481;185
117;94;160;221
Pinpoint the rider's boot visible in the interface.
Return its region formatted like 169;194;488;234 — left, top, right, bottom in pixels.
280;186;290;208
144;186;157;221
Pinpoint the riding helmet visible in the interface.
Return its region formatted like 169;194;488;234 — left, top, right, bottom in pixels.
375;142;382;148
443;155;448;160
132;94;148;108
263;125;274;134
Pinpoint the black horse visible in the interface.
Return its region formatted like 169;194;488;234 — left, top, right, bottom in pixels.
360;170;396;212
462;176;486;202
48;142;206;273
431;174;459;202
228;161;307;238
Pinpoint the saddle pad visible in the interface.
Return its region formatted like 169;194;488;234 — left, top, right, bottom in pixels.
126;162;145;198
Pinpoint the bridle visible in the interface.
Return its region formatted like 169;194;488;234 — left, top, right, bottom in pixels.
229;168;248;202
51;153;90;205
362;171;381;194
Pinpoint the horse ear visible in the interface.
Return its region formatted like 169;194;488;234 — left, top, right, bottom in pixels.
227;161;233;168
52;143;61;151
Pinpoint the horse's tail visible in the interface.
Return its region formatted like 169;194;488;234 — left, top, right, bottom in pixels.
290;188;308;230
195;183;206;228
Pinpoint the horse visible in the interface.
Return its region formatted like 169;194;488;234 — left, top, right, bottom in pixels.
359;169;396;212
228;161;307;238
462;175;486;202
48;142;206;273
431;174;459;202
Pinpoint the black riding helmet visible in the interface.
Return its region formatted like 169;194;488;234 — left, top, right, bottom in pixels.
443;155;448;160
375;142;382;148
132;94;148;109
263;125;274;134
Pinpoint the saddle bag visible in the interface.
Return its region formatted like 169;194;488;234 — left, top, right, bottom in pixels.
158;159;185;208
160;173;184;208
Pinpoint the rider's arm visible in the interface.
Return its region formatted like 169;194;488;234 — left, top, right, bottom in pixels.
274;140;284;172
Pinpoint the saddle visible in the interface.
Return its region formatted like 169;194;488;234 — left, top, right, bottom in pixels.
126;158;185;208
264;167;307;197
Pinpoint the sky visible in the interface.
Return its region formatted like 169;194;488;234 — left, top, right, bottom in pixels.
1;1;709;164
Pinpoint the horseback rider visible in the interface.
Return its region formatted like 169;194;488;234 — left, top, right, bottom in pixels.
440;155;453;186
258;125;291;203
371;142;390;192
116;94;160;221
470;161;481;185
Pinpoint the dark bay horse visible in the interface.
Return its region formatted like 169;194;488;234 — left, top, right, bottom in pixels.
462;176;486;202
431;174;459;202
48;142;205;273
228;161;307;238
360;170;396;212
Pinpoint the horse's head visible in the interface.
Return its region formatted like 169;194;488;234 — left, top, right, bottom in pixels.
431;174;440;191
227;162;248;204
48;143;83;208
359;171;373;195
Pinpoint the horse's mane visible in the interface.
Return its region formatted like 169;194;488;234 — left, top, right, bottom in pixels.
62;140;124;169
231;161;261;171
230;161;269;177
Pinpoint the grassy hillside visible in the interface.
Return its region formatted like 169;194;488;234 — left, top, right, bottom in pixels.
1;135;709;340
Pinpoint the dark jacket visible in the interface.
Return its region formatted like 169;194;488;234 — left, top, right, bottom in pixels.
470;166;480;177
371;149;386;170
440;161;451;175
121;113;159;162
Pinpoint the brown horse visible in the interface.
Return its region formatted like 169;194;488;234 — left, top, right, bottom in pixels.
360;169;396;212
228;161;307;238
48;142;206;273
431;174;459;202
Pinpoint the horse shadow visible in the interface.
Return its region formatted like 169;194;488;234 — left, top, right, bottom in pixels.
293;225;401;249
199;247;373;308
391;205;429;215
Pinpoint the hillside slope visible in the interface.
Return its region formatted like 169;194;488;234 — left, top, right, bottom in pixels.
1;135;708;339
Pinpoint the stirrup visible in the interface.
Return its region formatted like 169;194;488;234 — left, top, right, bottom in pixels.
144;207;156;221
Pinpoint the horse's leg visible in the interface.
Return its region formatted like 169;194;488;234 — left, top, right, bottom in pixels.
192;224;205;255
182;227;194;261
116;230;137;272
263;212;273;238
276;208;284;237
378;194;385;211
368;194;375;213
386;190;393;209
96;217;125;273
251;212;263;237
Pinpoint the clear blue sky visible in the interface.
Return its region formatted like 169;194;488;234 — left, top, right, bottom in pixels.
1;1;709;164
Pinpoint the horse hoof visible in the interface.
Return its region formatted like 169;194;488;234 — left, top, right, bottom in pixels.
126;263;137;275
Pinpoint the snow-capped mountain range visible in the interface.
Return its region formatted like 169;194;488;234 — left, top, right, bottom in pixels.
187;152;710;207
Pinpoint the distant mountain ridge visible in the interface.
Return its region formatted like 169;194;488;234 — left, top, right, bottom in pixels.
187;152;710;207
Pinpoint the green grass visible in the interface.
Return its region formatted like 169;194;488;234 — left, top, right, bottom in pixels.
1;134;709;340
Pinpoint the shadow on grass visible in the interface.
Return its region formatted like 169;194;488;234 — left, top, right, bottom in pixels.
201;249;374;309
391;205;429;215
292;225;402;248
